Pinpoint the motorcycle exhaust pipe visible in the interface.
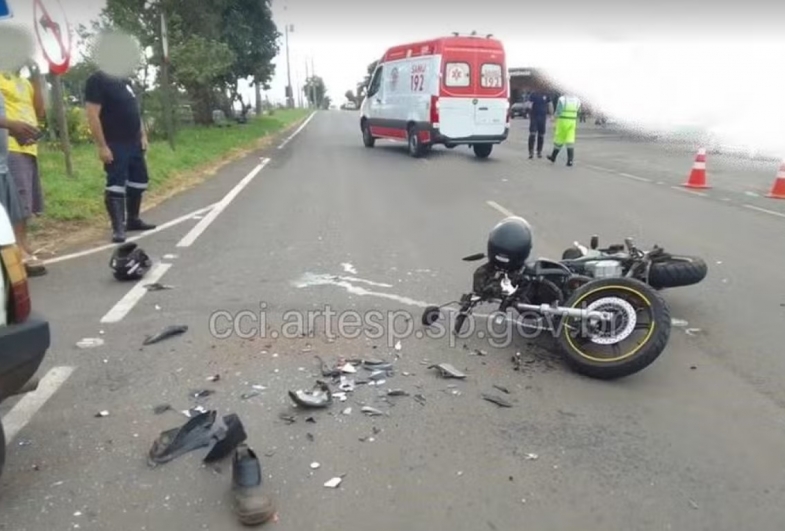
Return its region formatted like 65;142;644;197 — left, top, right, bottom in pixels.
516;303;612;321
8;378;40;397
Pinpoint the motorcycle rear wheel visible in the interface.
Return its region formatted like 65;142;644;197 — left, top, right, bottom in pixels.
556;277;671;379
647;255;708;289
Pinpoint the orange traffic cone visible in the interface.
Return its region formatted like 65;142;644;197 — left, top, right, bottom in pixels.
766;161;785;199
683;148;710;189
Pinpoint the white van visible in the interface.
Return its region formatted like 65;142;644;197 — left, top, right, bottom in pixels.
360;35;510;159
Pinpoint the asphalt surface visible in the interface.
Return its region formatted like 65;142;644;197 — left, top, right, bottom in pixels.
2;112;785;531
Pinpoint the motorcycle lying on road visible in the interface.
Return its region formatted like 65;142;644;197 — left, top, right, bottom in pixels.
421;217;672;380
560;236;708;290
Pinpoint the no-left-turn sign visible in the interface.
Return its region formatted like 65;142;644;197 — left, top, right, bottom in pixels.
33;0;72;75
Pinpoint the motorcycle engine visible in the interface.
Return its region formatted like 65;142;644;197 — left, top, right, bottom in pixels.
586;260;624;279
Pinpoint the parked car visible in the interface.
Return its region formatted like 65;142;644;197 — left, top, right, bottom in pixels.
0;203;50;479
510;101;527;119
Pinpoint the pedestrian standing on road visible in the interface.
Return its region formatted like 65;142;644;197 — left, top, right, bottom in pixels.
84;31;156;244
0;61;48;277
526;91;553;159
547;94;581;166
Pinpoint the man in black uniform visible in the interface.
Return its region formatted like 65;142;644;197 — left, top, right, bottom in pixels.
84;50;156;243
526;91;553;159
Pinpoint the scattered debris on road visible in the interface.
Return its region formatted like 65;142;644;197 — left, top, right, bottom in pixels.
493;385;510;395
288;381;333;408
144;282;174;291
143;325;189;346
206;374;221;382
324;477;343;488
361;406;384;416
76;337;104;349
429;363;466;379
94;410;110;418
153;404;173;415
482;394;513;408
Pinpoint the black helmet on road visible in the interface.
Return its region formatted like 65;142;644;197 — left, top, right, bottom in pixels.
487;216;533;271
110;242;152;281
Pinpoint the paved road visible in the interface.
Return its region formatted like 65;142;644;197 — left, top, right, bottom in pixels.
3;112;785;531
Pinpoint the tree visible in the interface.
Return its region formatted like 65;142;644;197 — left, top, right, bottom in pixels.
321;96;332;109
344;89;356;105
355;59;379;103
94;0;280;125
303;76;326;108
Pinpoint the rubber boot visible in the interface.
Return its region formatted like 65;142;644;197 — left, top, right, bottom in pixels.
546;147;560;163
126;189;157;231
536;134;544;158
567;147;575;167
104;192;126;243
527;134;535;159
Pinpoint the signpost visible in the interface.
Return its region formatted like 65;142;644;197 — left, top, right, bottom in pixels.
32;0;73;177
159;8;175;149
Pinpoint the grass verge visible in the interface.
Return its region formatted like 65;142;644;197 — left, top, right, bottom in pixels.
30;109;310;254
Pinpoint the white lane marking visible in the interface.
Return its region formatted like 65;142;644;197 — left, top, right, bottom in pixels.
100;262;173;323
486;200;515;217
177;158;270;248
341;263;358;275
617;171;651;182
291;274;430;308
277;111;317;149
743;204;785;218
744;191;760;197
41;204;217;266
584;164;614;173
671;186;708;197
1;366;75;442
294;272;394;289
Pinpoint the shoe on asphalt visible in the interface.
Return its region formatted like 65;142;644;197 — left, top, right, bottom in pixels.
126;218;157;231
125;192;157;231
537;152;543;159
233;444;276;526
567;160;574;167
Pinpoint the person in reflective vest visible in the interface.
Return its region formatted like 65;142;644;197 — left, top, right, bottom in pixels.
547;95;581;166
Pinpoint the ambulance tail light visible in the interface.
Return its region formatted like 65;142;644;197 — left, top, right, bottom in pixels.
430;95;440;127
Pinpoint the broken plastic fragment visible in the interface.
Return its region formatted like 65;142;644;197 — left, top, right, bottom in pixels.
147;410;218;467
685;328;702;336
429;363;466;379
76;338;104;349
482;393;513;408
153;404;173;415
324;477;342;488
95;410;110;418
252;385;267;391
145;282;174;291
493;385;510;395
671;318;689;327
240;391;260;400
342;407;352;415
387;389;409;397
361;406;384;416
288;381;333;408
182;406;208;418
339;377;356;392
206;374;220;382
192;389;214;399
311;462;320;469
340;363;357;374
525;453;538;460
143;325;188;346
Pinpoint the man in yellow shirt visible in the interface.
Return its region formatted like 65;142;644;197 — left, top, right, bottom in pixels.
0;60;47;276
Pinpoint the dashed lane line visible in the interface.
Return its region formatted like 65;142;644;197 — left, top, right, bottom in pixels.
743;204;785;219
486;200;515;217
100;262;173;323
277;111;317;150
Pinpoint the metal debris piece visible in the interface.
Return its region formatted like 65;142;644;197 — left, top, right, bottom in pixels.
333;392;348;402
671;318;689;327
192;389;214;399
361;406;384;416
493;385;510;395
387;389;409;397
143;325;188;346
473;349;488;356
685;328;702;336
394;341;402;351
95;410;110;418
525;453;538;460
365;362;394;372
482;393;513;408
310;462;320;469
76;337;104;349
342;407;352;415
324;477;343;488
369;371;387;381
402;371;412;377
429;363;466;379
182;406;208;418
251;385;267;391
145;283;174;291
339;377;355;392
288;381;333;408
206;374;220;382
153;404;173;415
362;358;386;366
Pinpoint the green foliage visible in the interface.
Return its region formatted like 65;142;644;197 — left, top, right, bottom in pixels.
303;76;327;108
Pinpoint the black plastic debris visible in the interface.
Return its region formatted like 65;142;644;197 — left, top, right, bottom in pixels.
429;363;466;379
278;413;296;424
145;283;174;291
387;389;409;397
192;389;215;399
306;417;316;423
143;325;189;346
148;410;218;467
95;410;109;418
413;394;426;406
362;358;386;366
240;391;260;400
364;362;394;372
204;413;247;463
288;381;333;408
482;393;513;408
153;404;173;415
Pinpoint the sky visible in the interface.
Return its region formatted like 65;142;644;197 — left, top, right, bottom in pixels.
3;0;785;158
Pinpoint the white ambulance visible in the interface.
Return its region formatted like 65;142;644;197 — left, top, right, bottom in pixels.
360;34;510;159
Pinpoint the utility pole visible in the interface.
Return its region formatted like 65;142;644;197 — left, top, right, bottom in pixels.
284;23;294;108
304;58;310;108
159;5;175;149
310;56;318;109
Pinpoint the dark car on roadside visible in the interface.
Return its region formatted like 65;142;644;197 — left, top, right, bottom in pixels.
0;203;50;478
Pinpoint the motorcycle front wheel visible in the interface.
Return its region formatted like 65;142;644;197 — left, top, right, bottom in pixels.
555;277;671;379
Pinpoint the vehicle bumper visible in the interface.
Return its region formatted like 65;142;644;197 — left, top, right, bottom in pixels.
0;314;50;401
427;127;509;145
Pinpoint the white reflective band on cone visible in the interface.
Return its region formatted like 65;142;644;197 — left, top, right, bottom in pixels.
693;162;706;170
